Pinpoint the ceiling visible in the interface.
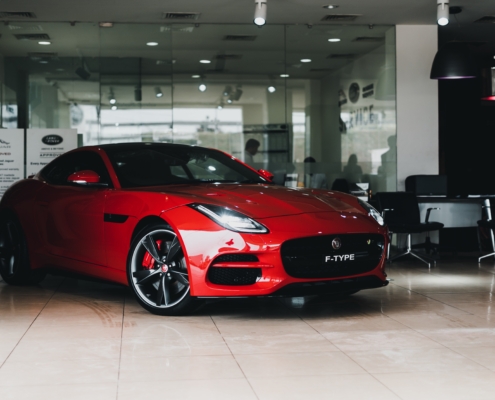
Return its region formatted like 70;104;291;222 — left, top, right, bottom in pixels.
0;0;493;26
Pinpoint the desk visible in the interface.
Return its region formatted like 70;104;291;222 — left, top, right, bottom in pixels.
416;196;494;251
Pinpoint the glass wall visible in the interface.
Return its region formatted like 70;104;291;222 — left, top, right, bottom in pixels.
0;22;397;192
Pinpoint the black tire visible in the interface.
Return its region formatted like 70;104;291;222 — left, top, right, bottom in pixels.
0;213;46;285
127;222;199;315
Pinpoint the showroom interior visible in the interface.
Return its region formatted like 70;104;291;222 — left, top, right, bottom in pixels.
2;0;495;399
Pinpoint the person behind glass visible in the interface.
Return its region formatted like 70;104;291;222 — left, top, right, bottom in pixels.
304;156;328;189
380;135;396;175
343;154;363;183
244;138;260;166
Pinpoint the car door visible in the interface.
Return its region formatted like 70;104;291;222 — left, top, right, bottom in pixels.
35;151;112;267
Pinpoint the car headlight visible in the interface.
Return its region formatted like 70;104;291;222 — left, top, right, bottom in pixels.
189;203;269;233
358;199;385;226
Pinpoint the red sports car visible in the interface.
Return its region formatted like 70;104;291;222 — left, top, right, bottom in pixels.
0;143;388;315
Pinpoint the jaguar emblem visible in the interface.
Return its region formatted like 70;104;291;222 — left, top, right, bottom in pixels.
332;237;342;250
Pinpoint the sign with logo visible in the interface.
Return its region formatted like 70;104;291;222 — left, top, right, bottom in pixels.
26;129;78;177
0;130;24;198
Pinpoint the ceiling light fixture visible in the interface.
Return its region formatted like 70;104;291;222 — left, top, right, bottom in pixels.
254;0;267;26
328;38;341;42
430;41;477;79
146;42;159;46
323;5;339;9
223;85;232;96
111;105;117;111
267;86;276;93
99;22;114;28
192;75;201;78
437;1;449;26
38;41;51;45
300;58;312;63
199;59;211;64
199;83;207;92
280;74;289;78
155;87;163;98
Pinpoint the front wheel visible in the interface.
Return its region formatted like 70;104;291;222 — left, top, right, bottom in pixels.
0;213;46;285
127;223;199;315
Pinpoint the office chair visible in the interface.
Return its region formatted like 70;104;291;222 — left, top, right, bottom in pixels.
331;178;350;193
477;219;495;263
375;192;444;268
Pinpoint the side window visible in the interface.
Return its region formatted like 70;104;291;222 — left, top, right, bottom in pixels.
42;151;112;187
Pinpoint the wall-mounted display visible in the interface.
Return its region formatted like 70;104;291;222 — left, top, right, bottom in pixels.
26;129;78;177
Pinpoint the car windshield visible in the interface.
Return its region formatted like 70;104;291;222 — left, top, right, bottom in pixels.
104;144;268;188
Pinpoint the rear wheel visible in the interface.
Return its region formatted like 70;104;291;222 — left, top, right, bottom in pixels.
0;213;46;285
127;222;199;315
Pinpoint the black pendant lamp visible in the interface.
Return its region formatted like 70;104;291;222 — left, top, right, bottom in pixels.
430;41;478;79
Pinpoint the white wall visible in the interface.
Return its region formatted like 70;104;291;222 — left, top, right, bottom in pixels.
396;25;439;190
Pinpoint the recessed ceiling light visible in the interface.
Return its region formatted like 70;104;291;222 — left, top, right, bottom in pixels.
328;38;341;42
99;22;114;28
280;74;289;78
199;60;211;64
300;59;312;63
109;98;116;105
192;75;201;78
38;41;51;45
323;5;339;9
198;83;207;92
111;105;117;111
146;42;159;46
267;86;276;93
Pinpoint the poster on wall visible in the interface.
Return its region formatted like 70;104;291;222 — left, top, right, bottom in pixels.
0;129;24;198
26;129;78;177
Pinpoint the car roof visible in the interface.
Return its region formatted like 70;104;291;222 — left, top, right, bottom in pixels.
96;142;207;151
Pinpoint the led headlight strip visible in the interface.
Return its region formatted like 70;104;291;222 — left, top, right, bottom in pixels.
189;203;269;233
358;199;385;226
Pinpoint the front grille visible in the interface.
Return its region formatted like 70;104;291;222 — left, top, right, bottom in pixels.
214;254;258;263
281;234;384;279
208;267;261;285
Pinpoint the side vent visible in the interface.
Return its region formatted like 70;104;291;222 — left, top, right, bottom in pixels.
321;14;360;22
224;35;257;41
474;16;495;23
353;37;384;43
0;12;37;19
15;33;50;41
162;12;200;20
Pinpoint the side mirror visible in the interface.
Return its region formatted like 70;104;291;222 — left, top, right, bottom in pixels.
67;170;107;187
258;169;274;181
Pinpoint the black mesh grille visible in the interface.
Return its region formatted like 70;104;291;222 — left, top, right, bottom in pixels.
208;267;261;285
213;254;259;263
281;234;384;279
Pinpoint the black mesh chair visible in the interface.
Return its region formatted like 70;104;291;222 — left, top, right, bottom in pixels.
477;219;495;263
375;192;444;268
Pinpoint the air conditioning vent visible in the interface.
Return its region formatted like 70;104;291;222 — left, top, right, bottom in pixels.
328;54;355;59
15;33;50;41
224;35;257;41
353;37;384;43
474;16;495;23
0;12;37;19
321;14;360;22
28;52;57;59
162;12;200;20
215;54;242;60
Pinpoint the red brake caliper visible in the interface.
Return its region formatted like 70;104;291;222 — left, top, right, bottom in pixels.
142;239;163;269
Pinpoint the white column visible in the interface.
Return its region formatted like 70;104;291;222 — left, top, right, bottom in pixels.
396;25;439;191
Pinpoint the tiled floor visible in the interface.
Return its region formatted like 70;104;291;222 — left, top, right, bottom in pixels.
3;255;495;399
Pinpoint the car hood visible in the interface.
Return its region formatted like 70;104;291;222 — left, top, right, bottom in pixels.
135;184;363;219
